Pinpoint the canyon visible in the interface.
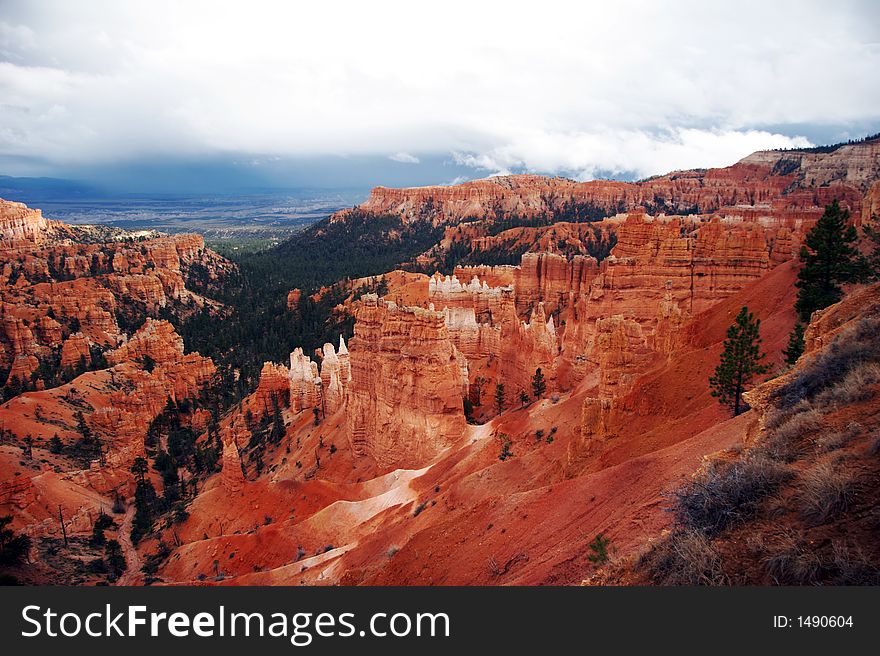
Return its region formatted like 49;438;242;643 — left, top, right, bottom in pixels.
1;137;878;585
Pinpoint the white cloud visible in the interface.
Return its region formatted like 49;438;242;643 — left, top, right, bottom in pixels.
0;0;878;179
389;152;419;164
454;128;812;180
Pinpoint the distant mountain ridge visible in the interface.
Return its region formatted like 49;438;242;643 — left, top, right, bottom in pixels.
332;135;880;229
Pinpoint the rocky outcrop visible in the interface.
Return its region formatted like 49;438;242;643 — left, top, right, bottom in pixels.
0;199;65;250
255;362;291;414
289;348;322;414
106;318;184;365
287;288;302;312
221;421;246;493
557;213;789;388
60;333;91;369
319;338;350;416
514;252;598;316
346;295;467;469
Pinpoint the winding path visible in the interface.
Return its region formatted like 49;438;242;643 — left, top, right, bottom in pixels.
115;503;143;586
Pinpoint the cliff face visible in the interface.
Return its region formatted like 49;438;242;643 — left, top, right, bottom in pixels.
255;362;291;414
0;199;68;249
428;272;561;397
556;213;792;389
331;138;880;231
0;199;232;386
346;295;466;469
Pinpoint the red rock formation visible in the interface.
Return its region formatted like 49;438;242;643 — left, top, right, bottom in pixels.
106;318;184;365
332;138;880;233
514;252;598;316
319;339;351;416
60;333;91;369
255;362;291;414
287;288;302;312
0;200;231;381
557;213;790;388
0;198;66;250
221;421;246;493
346;294;467;469
289;348;322;414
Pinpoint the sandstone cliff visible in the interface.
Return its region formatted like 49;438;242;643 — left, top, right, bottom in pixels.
345;295;466;469
331;137;880;232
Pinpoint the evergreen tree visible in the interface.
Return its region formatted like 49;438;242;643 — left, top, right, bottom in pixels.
104;539;126;578
130;457;148;483
795;200;869;322
0;515;31;565
783;322;806;366
269;395;285;444
588;533;611;565
531;368;546;399
48;434;63;454
519;389;530;408
494;382;506;415
709;307;769;416
131;477;159;544
497;434;513;461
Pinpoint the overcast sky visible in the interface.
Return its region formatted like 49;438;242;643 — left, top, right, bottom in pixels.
1;0;879;191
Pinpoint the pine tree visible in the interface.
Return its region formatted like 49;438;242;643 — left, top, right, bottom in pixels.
130;457;148;483
104;539;127;578
783;322;806;366
709;307;769;416
588;533;611;565
494;382;506;415
497;434;513;461
795;200;869;322
269;395;285;444
519;389;530;408
531;368;546;399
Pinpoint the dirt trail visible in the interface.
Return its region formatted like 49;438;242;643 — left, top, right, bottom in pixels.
115;503;143;586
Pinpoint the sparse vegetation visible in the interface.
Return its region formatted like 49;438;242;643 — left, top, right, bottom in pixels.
673;453;793;536
773;316;880;410
0;515;31;565
639;306;880;586
637;529;727;585
709;306;768;416
588;534;611;565
783;322;805;366
531;368;546;399
494;382;506;415
498;434;514;461
796;462;856;526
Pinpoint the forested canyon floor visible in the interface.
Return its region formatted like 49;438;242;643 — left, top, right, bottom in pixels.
1;136;879;585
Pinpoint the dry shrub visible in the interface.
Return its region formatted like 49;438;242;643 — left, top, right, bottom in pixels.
761;529;822;585
796;462;856;526
774;316;880;410
764;399;813;432
814;362;880;410
829;540;880;585
816;422;862;453
760;408;825;462
636;529;727;586
673;453;794;536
